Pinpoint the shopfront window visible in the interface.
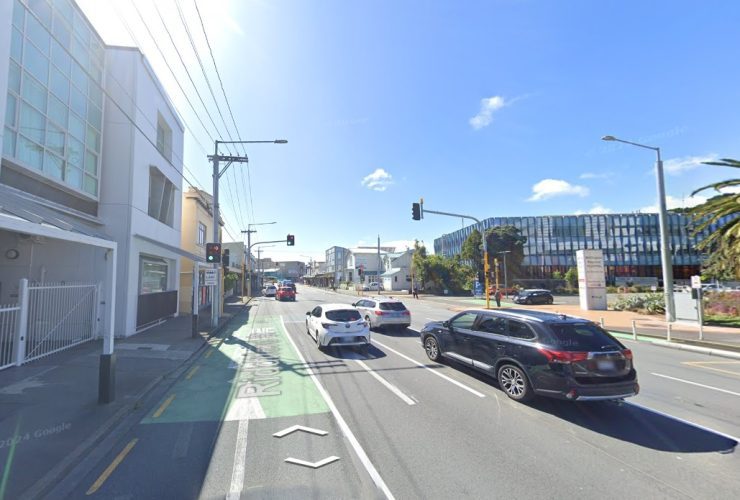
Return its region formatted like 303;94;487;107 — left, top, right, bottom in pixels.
140;256;168;294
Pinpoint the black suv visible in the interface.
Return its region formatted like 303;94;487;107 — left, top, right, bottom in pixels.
420;309;638;402
513;289;554;305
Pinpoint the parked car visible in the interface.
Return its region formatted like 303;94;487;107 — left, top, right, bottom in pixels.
513;289;553;305
420;309;638;403
305;304;371;352
353;297;411;331
263;285;277;297
276;286;296;301
362;282;384;291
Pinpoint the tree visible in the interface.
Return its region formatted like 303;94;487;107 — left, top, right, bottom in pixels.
552;270;563;280
411;241;476;294
461;229;484;282
690;159;740;265
564;266;578;289
700;237;740;280
484;226;527;280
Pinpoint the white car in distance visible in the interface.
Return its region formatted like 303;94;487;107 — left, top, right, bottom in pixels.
353;297;411;331
306;303;371;353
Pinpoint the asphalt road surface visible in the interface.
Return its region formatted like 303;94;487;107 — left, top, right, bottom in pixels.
59;286;740;499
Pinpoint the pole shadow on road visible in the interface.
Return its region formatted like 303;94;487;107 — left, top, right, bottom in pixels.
371;327;421;338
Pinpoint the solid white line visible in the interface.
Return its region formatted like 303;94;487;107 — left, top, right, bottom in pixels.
372;339;486;398
626;401;740;444
225;418;249;500
280;316;395;500
650;372;740;398
355;360;417;405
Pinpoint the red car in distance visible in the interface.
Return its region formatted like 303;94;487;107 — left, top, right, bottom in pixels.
276;286;296;301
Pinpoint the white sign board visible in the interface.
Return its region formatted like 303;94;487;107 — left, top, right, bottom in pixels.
576;249;607;310
204;269;218;286
690;275;702;289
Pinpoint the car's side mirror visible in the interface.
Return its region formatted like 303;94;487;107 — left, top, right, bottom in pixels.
306;311;311;316
442;320;449;328
351;302;356;307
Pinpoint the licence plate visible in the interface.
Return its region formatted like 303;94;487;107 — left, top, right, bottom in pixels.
596;360;616;371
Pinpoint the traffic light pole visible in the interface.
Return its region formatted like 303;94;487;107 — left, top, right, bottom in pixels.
414;203;491;309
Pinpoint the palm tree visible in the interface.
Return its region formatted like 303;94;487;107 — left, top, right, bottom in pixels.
690;158;740;260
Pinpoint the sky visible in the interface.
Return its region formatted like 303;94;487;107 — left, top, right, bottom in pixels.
77;0;740;263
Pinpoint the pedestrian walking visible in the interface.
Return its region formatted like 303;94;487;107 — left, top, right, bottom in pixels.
413;285;419;299
494;288;502;307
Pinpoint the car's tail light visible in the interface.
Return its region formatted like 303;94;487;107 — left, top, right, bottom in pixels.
321;322;333;329
622;349;633;360
539;348;588;363
374;310;385;316
401;310;410;315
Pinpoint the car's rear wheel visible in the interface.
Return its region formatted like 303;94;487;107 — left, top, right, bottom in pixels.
423;336;441;362
315;331;325;351
546;297;554;304
498;364;533;402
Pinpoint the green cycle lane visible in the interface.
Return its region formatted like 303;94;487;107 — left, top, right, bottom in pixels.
141;309;328;425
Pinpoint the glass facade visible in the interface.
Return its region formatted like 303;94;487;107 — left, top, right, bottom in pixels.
434;213;733;283
3;0;104;198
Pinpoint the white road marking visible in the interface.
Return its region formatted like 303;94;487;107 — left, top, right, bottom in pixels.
355;360;417;405
285;456;340;468
650;372;740;398
226;418;249;500
273;425;328;438
372;339;486;398
224;397;266;421
280;316;395;500
626;401;740;444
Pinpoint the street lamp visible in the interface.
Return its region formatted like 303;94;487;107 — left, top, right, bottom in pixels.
497;251;511;298
601;135;675;322
209;139;287;325
242;221;276;298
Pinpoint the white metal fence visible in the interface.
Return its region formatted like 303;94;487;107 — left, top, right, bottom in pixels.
0;304;19;370
0;280;99;370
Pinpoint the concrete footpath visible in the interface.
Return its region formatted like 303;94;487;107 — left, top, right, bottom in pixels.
0;297;248;500
317;285;740;351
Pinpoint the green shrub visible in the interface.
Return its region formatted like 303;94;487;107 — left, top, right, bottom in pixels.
612;293;666;314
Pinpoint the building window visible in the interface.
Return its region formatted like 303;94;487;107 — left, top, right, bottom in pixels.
3;0;103;197
197;222;207;246
140;256;168;294
156;115;172;161
148;166;175;226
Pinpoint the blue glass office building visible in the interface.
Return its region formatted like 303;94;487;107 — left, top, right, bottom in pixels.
433;213;727;283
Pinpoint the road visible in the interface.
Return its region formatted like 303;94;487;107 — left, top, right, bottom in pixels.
59;286;740;499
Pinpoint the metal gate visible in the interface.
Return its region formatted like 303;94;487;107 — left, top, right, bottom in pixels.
23;282;99;363
0;280;101;369
0;304;19;370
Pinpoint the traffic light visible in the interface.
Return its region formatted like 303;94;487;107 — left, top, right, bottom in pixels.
412;202;421;221
222;249;230;267
206;243;221;263
287;234;295;246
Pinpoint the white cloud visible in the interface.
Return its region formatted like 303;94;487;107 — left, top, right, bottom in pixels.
469;96;507;130
527;179;590;201
664;154;718;175
575;204;613;215
361;168;394;191
638;195;708;213
579;172;613;180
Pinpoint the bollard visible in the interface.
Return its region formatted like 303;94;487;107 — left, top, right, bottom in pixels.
631;320;637;340
599;317;605;328
667;323;672;342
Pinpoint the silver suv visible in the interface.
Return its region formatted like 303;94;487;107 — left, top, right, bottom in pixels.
353;297;411;331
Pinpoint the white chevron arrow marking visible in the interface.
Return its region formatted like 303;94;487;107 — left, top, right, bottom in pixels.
284;456;340;469
272;425;328;438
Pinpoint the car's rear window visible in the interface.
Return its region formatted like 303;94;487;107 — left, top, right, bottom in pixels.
546;323;622;351
326;310;362;322
379;302;407;311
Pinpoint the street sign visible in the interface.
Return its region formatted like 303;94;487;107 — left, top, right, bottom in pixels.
691;275;702;289
204;269;218;286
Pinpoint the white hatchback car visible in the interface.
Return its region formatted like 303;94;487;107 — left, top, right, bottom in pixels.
263;285;277;297
353;297;411;331
306;303;371;352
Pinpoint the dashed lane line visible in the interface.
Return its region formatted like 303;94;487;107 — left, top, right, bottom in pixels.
372;339;485;398
151;394;175;419
355;360;416;405
651;372;740;398
85;438;138;495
